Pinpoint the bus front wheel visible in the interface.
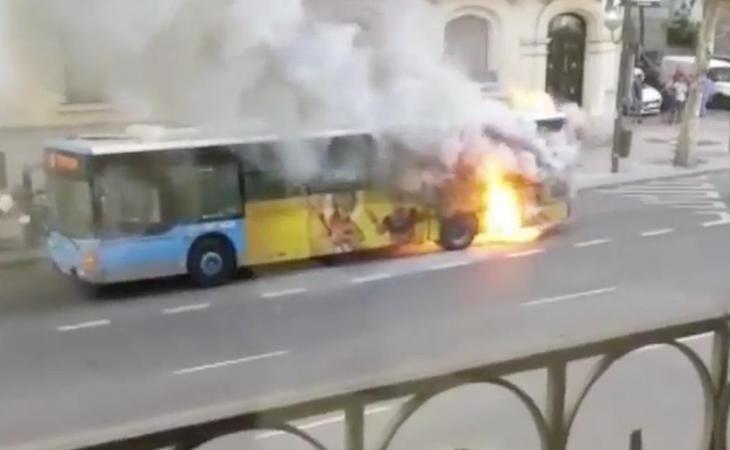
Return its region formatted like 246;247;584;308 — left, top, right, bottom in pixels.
438;213;478;251
188;236;236;288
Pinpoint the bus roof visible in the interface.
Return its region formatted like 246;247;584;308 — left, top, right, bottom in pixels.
45;125;375;156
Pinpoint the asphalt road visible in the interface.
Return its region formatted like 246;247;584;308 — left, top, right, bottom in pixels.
1;172;730;449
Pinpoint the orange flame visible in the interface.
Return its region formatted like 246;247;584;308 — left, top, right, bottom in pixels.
481;165;541;243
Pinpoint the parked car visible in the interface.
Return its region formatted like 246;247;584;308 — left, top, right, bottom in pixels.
632;68;663;116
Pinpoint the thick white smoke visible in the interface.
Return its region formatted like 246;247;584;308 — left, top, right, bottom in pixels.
0;1;14;105
0;0;58;122
5;0;577;182
11;0;491;128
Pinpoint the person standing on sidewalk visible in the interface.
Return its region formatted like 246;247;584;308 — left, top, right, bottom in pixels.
661;74;677;124
631;71;645;123
700;72;716;117
670;72;689;124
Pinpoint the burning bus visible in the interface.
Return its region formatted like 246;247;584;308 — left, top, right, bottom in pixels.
42;99;576;289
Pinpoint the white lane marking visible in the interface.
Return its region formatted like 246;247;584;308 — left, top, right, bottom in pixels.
351;272;393;284
520;287;617;308
163;303;210;315
702;211;730;227
261;288;308;299
506;248;544;258
57;320;111;332
256;405;393;440
172;350;290;375
641;228;674;237
427;260;472;271
574;238;611;248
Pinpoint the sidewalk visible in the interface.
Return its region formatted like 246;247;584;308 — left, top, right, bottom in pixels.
0;213;45;267
575;112;730;189
1;113;729;268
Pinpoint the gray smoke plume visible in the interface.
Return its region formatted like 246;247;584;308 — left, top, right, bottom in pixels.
2;0;577;183
8;0;486;130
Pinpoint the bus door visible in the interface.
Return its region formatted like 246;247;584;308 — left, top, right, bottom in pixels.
92;153;185;281
242;143;310;266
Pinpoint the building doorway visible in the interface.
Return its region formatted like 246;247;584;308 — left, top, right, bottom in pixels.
546;13;586;105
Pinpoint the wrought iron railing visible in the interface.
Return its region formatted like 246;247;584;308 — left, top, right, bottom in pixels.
71;317;730;450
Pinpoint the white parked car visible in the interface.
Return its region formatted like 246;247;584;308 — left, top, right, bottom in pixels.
633;68;663;115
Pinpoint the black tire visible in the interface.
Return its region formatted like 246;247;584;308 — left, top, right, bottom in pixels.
438;213;478;251
187;236;236;288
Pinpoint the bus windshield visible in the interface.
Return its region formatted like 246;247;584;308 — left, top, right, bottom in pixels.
47;174;94;238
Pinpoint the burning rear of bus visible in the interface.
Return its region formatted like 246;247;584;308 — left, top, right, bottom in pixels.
384;92;577;248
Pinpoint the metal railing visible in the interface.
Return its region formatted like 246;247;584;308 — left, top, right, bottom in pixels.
74;317;730;450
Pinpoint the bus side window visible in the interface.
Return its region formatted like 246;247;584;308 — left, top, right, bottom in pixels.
310;134;373;193
240;143;289;201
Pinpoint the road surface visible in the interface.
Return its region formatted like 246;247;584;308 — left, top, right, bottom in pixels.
1;172;730;449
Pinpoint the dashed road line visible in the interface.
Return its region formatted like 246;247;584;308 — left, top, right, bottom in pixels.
351;272;393;284
256;405;393;440
701;211;730;227
172;350;291;375
506;248;545;258
57;320;111;332
163;303;210;315
520;286;617;308
641;228;674;237
574;238;611;248
261;288;308;299
426;260;473;271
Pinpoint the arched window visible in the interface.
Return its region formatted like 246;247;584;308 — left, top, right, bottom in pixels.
546;13;586;104
444;15;491;82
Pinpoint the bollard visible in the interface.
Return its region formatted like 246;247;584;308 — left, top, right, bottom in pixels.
618;127;633;158
630;429;642;450
0;151;6;190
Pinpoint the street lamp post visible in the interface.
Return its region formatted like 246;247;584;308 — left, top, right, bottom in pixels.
605;0;637;173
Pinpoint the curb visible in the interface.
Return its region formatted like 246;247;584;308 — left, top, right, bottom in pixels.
0;249;47;269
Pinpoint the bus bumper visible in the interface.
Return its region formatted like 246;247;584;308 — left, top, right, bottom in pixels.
47;233;107;284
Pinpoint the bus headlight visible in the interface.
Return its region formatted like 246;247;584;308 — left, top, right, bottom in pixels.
82;250;99;275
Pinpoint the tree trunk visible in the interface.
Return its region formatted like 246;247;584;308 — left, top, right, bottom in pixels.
674;0;720;167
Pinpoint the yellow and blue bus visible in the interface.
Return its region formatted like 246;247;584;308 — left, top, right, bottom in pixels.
43;123;571;289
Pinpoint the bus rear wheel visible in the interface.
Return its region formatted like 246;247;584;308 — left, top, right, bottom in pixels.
188;237;236;288
438;213;478;251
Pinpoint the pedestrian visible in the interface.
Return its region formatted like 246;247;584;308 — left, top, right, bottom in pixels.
631;71;645;123
660;75;677;124
0;193;13;217
670;72;689;124
700;72;716;117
